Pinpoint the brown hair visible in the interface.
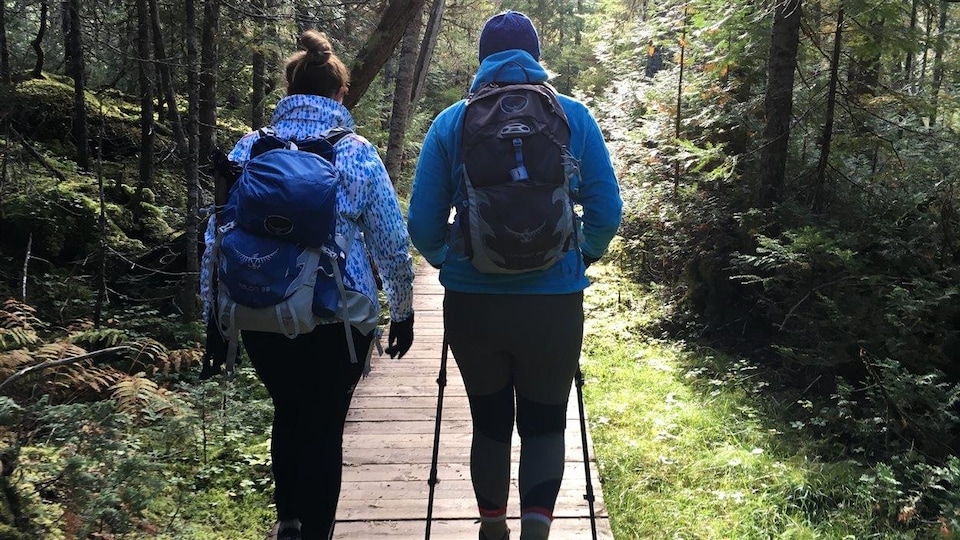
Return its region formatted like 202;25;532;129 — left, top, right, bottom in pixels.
284;30;350;98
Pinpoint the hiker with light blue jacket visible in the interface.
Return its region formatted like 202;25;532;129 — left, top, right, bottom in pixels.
408;11;622;540
201;30;414;540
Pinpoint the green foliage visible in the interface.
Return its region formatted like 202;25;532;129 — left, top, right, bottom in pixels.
580;265;957;539
580;0;960;536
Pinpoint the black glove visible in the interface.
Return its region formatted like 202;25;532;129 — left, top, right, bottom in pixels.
199;310;228;380
583;253;600;269
384;314;414;359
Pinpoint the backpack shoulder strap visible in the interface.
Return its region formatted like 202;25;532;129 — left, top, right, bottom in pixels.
323;126;354;146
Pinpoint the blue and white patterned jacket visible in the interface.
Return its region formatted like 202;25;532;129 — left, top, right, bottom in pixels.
201;94;415;325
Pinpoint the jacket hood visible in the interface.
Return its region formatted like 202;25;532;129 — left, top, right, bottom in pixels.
469;50;549;93
270;94;356;131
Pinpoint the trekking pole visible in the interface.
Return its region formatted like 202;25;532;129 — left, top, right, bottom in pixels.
425;336;449;540
575;367;599;540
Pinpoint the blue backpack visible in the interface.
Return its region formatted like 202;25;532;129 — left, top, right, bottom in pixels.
208;128;378;374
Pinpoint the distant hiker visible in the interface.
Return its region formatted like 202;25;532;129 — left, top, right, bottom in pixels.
200;29;415;540
407;10;622;540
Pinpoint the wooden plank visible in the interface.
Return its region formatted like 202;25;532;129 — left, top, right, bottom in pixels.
335;263;613;538
334;518;614;539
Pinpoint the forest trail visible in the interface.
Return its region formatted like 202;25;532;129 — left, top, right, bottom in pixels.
334;262;614;539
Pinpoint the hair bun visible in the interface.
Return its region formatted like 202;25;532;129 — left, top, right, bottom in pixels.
300;30;332;63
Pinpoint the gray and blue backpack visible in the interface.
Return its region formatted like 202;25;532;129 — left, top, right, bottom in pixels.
455;80;581;273
209;128;378;373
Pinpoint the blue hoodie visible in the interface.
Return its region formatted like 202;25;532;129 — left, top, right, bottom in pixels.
408;50;623;294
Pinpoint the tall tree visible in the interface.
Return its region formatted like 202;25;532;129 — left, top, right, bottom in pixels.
251;0;279;130
133;0;155;221
0;0;9;84
411;0;444;109
342;0;429;110
930;1;949;124
182;0;202;321
848;14;882;101
904;0;919;92
812;5;845;214
759;0;802;206
199;0;219;167
65;0;90;170
385;6;423;183
149;0;186;158
295;2;312;34
30;0;47;79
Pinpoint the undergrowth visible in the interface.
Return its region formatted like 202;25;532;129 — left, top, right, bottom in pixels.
581;258;960;540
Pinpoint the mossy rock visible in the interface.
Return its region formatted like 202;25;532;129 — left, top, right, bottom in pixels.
0;76;175;162
0;78;75;142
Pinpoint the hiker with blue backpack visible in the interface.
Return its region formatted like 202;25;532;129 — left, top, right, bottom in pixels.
408;11;622;540
199;30;415;540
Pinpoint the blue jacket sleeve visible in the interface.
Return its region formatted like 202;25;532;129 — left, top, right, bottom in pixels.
345;140;415;322
408;114;457;267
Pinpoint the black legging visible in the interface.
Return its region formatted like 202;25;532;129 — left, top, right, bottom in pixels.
242;324;372;540
443;290;584;528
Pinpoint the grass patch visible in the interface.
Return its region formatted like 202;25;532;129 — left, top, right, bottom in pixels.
580;263;949;539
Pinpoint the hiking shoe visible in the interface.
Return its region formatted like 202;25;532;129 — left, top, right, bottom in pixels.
276;528;301;540
479;528;510;540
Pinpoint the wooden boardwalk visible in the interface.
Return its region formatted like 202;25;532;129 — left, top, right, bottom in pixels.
336;263;613;539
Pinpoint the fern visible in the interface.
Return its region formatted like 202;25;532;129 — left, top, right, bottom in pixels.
0;299;43;351
0;349;35;379
70;327;128;349
34;342;87;362
162;348;202;376
0;298;43;330
60;364;124;394
123;338;169;375
0;327;40;350
111;373;176;417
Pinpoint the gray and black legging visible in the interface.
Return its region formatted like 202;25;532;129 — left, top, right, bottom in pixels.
444;290;584;530
242;324;372;540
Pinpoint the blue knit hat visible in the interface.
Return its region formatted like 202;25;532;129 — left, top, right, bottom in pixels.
478;10;540;62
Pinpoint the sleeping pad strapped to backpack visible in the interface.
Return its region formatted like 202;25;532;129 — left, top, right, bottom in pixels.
209;127;378;374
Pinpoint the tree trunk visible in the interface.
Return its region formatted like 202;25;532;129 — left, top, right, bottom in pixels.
252;49;266;129
342;0;429;110
133;0;155;223
0;0;9;84
295;2;312;34
848;17;882;100
385;6;423;183
930;1;948;125
199;0;219;167
149;0;194;318
758;0;801;206
30;0;47;79
182;0;202;322
575;0;583;46
66;0;89;170
251;0;278;130
904;0;918;92
411;0;444;109
149;0;186;158
812;6;844;214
